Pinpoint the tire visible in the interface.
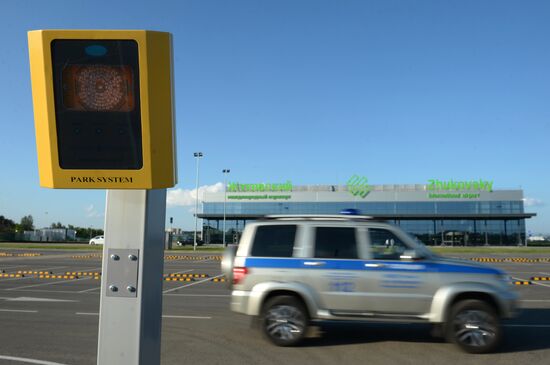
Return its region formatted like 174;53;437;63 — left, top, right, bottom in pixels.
262;295;308;347
446;299;501;354
90;241;95;245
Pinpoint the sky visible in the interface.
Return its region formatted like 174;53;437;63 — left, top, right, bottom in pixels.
0;0;549;233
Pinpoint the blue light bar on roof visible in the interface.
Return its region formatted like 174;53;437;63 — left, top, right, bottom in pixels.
339;208;362;215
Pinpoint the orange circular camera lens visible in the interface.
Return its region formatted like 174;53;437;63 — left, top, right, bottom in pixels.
76;65;127;111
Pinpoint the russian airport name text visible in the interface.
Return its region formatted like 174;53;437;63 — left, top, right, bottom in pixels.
427;179;493;192
227;194;291;200
227;181;292;193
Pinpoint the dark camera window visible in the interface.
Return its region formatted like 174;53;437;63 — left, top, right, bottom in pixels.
314;227;358;259
50;39;142;170
250;225;296;257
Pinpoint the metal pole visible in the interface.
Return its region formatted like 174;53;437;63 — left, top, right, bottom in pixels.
222;169;229;247
485;219;489;246
97;189;166;365
193;152;202;251
223;176;226;247
440;220;444;246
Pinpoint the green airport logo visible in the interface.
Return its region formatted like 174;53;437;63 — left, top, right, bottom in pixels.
347;175;372;198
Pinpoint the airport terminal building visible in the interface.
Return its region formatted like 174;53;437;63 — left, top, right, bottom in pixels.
199;178;535;246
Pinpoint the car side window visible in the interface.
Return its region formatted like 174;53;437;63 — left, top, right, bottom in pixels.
250;225;296;257
314;227;358;259
368;228;408;260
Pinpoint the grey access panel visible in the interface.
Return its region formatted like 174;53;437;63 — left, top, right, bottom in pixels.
105;249;139;298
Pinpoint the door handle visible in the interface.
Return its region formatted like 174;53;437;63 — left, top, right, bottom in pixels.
365;263;385;268
304;261;326;267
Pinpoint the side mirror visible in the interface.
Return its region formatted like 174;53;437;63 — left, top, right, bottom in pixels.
400;249;424;261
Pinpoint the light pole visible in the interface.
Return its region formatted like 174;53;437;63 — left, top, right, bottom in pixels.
222;169;230;247
193;152;203;251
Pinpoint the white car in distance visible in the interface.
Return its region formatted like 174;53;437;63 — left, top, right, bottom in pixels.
89;235;105;245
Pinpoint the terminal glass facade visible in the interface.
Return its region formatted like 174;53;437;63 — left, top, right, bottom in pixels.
201;202;527;246
199;185;532;246
202;201;524;216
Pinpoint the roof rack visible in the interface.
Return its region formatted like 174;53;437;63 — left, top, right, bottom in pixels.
261;214;381;221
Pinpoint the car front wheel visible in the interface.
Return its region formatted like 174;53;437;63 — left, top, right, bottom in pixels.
262;296;308;347
446;299;501;354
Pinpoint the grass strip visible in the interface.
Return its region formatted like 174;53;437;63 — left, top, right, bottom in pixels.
0;242;224;252
0;243;103;250
430;246;550;254
169;246;224;252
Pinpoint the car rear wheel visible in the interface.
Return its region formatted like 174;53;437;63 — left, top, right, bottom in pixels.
262;296;308;347
446;299;501;354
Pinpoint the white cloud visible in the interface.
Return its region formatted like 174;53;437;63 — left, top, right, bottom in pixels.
167;182;224;207
85;204;103;218
523;197;544;207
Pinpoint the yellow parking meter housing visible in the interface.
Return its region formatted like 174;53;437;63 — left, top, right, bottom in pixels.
28;30;177;189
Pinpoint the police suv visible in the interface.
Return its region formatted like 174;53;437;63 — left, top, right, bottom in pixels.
221;215;518;353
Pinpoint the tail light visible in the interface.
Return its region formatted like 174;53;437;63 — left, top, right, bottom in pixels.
233;267;248;285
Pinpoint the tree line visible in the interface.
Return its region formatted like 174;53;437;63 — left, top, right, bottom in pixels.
0;214;103;239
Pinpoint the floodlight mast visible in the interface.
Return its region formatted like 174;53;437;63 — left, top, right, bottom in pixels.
193;152;203;250
222;169;230;246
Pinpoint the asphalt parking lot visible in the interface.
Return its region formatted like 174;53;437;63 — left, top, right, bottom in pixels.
0;249;549;365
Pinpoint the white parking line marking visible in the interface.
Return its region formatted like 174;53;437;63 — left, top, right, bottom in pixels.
7;277;91;291
0;289;90;294
0;309;38;313
78;286;101;293
195;259;214;263
521;300;550;302
532;281;550;288
49;291;230;297
0;265;29;270
163;315;212;319
75;312;212;319
164;294;230;297
23;266;69;272
5;296;77;303
0;355;68;365
61;267;101;273
162;274;224;294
